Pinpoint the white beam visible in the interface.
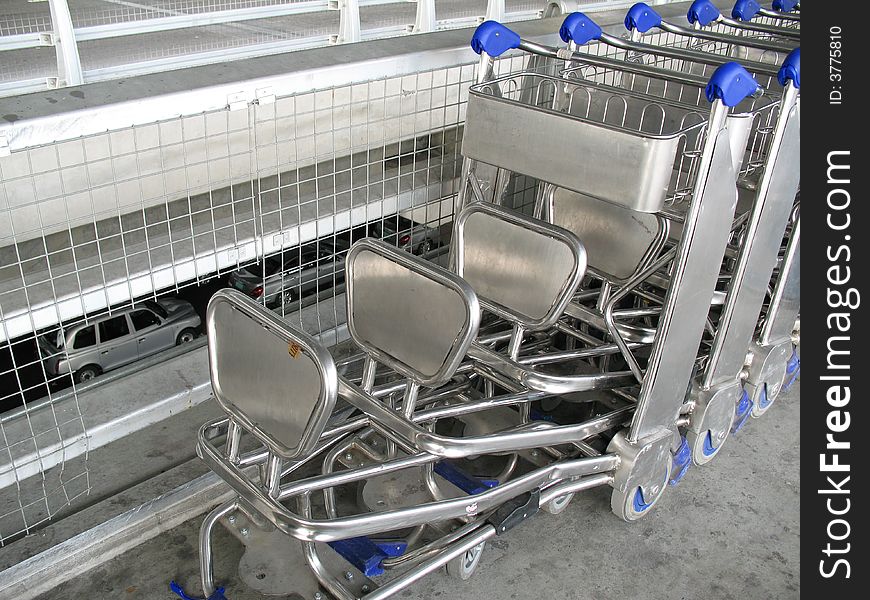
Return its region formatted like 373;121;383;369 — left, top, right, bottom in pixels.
47;0;84;87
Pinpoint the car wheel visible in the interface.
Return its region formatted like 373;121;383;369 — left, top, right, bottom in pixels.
416;238;433;255
176;328;198;345
280;290;297;308
75;365;101;384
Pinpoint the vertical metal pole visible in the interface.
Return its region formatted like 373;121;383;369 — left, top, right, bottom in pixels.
48;0;84;87
401;381;421;418
333;0;361;43
413;0;437;33
485;0;506;22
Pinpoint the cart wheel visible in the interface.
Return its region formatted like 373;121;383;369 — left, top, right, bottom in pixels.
445;541;485;581
750;383;773;418
541;492;574;515
280;290;297;308
686;427;726;466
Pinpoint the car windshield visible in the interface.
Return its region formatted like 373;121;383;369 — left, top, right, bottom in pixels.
143;300;168;319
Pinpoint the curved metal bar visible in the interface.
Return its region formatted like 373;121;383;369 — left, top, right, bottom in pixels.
198;427;620;541
658;19;795;52
467;343;637;395
717;15;800;39
199;498;240;598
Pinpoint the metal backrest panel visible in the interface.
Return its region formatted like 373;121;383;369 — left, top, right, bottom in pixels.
206;290;338;460
346;239;480;388
549;188;661;283
454;203;586;331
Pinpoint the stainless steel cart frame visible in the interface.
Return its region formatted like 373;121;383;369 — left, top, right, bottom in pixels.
558;10;800;463
465;21;764;519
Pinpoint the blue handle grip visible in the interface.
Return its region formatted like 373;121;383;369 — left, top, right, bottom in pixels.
706;62;762;107
777;48;800;88
560;12;603;45
624;2;663;33
687;0;722;26
470;21;521;57
772;0;799;12
731;0;761;21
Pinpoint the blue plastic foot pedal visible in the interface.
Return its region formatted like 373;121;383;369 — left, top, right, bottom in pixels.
530;408;556;422
782;348;801;392
434;461;499;495
170;581;227;600
669;436;691;486
327;537;407;577
732;389;753;433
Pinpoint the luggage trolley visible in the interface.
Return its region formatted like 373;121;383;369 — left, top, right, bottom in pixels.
556;10;800;460
195;235;638;599
688;0;800;38
604;6;801;427
461;22;764;518
623;1;797;67
730;0;801;29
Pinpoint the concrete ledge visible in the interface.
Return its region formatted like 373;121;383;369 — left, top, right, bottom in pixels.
0;470;231;600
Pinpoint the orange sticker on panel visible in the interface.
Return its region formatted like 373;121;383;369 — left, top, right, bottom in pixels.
288;342;301;358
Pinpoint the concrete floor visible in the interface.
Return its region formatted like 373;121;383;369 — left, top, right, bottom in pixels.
35;383;800;600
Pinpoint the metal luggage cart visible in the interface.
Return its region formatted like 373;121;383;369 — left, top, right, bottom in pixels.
622;1;797;69
687;0;800;43
558;11;800;461
460;22;764;517
196;239;635;600
687;0;800;38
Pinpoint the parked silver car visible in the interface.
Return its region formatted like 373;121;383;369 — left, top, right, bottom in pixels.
369;214;441;255
227;239;350;308
39;298;201;383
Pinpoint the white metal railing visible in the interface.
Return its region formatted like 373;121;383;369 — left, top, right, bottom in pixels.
0;0;566;97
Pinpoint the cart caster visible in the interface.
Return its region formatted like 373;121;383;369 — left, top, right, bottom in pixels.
607;429;672;522
541;492;574;515
445;541;485;580
731;389;753;434
685;381;737;466
745;341;791;418
668;436;691;486
750;382;775;418
781;347;800;393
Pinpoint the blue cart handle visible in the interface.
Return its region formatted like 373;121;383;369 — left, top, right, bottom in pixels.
560;12;603;45
777;48;800;88
706;62;762;107
624;3;663;33
470;21;522;57
731;0;761;21
772;0;799;12
687;0;722;26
